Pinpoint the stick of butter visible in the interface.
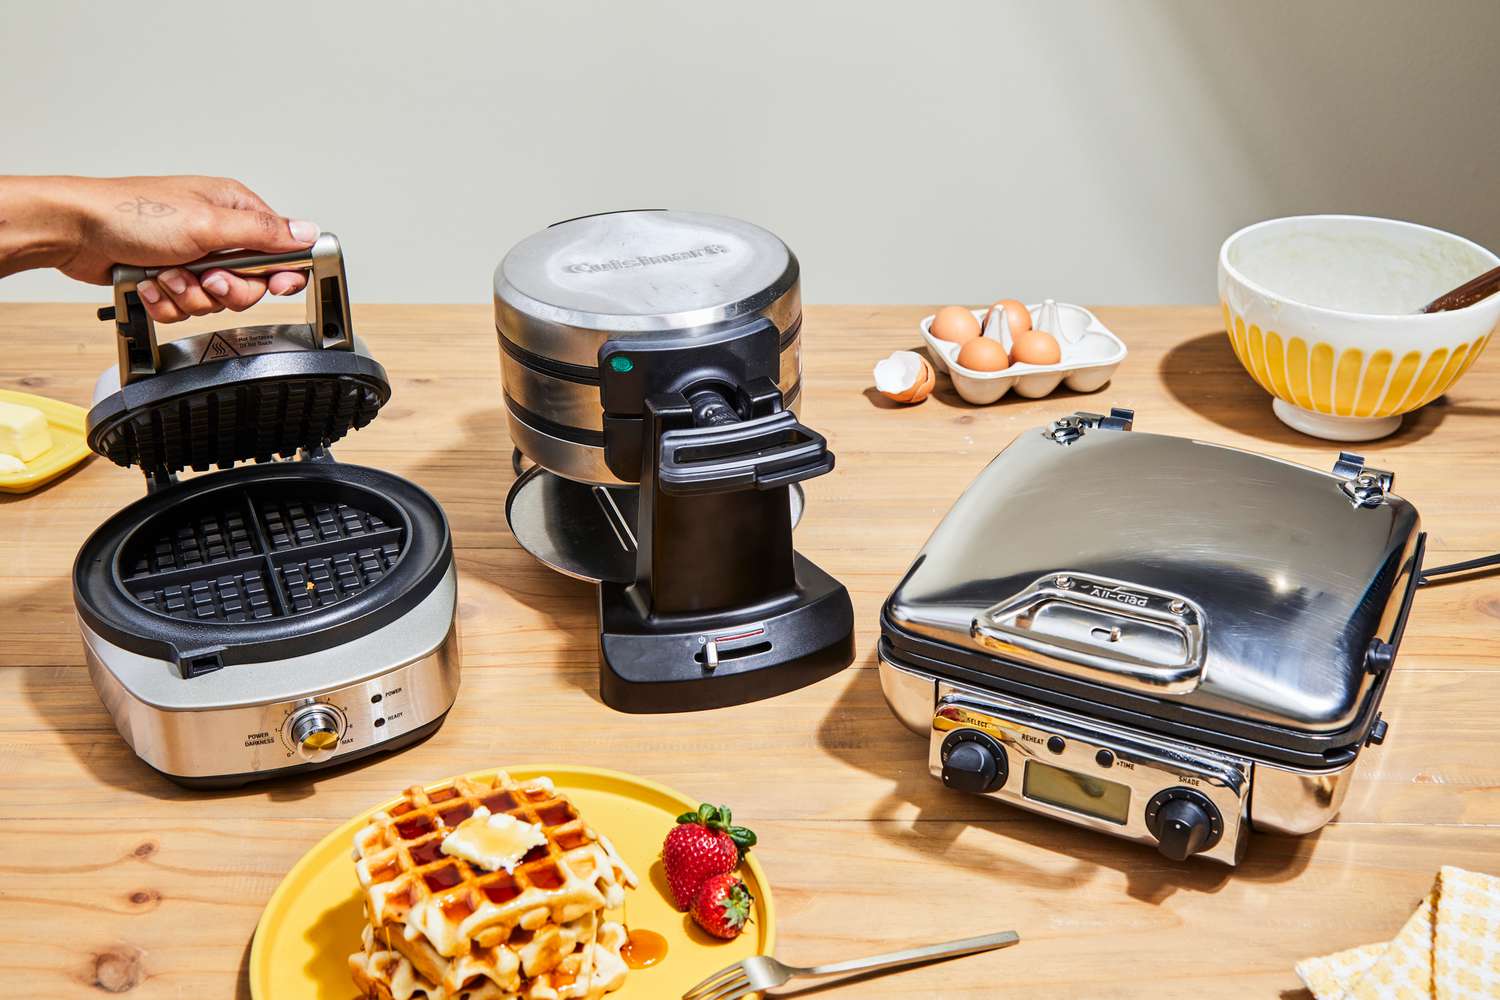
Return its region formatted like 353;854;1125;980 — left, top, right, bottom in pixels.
0;400;53;463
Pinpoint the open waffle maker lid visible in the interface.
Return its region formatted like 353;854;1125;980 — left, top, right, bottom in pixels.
73;237;452;675
86;234;390;480
881;409;1425;766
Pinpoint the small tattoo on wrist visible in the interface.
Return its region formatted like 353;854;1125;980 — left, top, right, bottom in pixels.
116;196;176;218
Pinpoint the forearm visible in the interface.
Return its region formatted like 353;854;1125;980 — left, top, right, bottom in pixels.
0;176;86;279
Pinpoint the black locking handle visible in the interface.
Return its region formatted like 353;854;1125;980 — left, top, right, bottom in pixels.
657;409;834;495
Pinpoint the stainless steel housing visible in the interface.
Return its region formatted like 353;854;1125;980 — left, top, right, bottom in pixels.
83;566;460;781
494;210;804;485
879;653;1357;847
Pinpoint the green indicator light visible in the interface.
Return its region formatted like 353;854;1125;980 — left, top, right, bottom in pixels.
609;355;634;373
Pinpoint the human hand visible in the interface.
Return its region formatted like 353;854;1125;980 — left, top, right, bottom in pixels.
24;175;319;323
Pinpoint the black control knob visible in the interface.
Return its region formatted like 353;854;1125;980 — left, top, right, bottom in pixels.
939;730;1008;794
1145;789;1220;861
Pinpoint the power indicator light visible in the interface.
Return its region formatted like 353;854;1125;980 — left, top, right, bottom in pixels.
609;355;634;373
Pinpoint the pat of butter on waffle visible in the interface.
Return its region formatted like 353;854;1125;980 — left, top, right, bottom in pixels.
442;808;549;873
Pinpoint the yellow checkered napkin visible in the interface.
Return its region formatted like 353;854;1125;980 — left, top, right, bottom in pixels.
1296;942;1387;999
1433;868;1500;998
1341;891;1437;1000
1294;867;1500;1000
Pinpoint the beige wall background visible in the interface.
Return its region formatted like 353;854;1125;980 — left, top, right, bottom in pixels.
3;0;1497;306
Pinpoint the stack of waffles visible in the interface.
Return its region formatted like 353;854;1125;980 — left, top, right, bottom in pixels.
348;772;639;1000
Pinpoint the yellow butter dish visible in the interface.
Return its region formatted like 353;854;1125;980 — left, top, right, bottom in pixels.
0;389;92;494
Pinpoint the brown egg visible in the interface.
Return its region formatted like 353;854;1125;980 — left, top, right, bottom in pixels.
1009;328;1062;365
956;336;1010;372
983;299;1032;334
930;305;982;344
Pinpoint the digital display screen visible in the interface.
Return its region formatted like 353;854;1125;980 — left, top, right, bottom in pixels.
1023;760;1131;825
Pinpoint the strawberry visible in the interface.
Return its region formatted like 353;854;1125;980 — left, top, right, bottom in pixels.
692;873;755;940
661;803;756;912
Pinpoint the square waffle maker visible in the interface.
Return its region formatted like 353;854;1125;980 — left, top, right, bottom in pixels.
73;236;459;787
879;408;1425;864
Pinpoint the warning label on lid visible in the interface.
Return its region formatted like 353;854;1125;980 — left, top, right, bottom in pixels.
200;333;241;363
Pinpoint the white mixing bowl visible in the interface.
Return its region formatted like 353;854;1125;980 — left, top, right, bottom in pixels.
1218;215;1500;440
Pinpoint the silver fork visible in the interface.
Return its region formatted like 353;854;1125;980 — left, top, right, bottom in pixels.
681;930;1019;1000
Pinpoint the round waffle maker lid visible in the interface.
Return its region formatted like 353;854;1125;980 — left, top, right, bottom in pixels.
87;234;391;482
493;209;801;368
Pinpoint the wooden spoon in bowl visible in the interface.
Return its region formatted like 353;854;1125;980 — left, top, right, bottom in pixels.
1421;265;1500;313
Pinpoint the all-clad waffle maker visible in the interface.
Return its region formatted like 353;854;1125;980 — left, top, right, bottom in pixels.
496;210;854;712
879;408;1424;864
73;236;459;787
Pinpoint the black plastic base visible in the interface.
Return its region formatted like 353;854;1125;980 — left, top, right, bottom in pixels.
598;553;854;713
152;710;450;789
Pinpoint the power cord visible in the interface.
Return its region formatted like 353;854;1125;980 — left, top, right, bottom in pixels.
1419;553;1500;587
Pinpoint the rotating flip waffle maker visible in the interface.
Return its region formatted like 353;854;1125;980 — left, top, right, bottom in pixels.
497;210;854;712
73;236;459;787
879;409;1425;864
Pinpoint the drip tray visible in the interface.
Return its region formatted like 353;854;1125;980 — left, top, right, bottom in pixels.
117;482;407;624
505;465;805;584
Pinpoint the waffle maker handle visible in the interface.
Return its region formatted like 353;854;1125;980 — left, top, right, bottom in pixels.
657;407;834;495
971;573;1208;696
101;233;353;386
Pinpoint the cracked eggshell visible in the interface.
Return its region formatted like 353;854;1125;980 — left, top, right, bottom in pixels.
874;350;935;404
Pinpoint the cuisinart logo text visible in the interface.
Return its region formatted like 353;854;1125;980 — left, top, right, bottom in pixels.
561;244;729;274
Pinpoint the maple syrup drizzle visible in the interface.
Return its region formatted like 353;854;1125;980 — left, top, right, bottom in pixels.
620;929;668;969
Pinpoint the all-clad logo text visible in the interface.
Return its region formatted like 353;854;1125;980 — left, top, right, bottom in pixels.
1087;585;1150;607
562;244;729;274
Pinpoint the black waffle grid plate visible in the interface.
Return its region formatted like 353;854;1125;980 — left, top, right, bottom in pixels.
119;486;406;624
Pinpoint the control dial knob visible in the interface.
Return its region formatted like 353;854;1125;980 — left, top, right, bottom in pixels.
1145;788;1222;861
289;704;344;763
939;730;1008;794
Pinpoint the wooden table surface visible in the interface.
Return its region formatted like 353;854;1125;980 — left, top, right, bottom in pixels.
3;302;1499;998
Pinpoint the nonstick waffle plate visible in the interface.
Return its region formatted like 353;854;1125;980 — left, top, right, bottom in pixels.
117;480;406;625
75;461;452;674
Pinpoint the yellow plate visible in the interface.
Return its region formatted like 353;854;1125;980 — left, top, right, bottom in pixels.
250;765;775;999
0;388;93;494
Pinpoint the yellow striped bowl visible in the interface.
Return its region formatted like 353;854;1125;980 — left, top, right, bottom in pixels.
1219;216;1500;441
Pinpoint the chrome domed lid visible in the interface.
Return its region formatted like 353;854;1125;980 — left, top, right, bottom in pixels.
494;210;801;368
885;412;1423;736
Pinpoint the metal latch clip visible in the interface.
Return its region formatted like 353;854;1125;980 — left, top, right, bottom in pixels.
1333;452;1393;508
1043;406;1135;445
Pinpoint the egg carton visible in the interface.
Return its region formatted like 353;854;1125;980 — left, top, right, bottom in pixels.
919;302;1127;405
